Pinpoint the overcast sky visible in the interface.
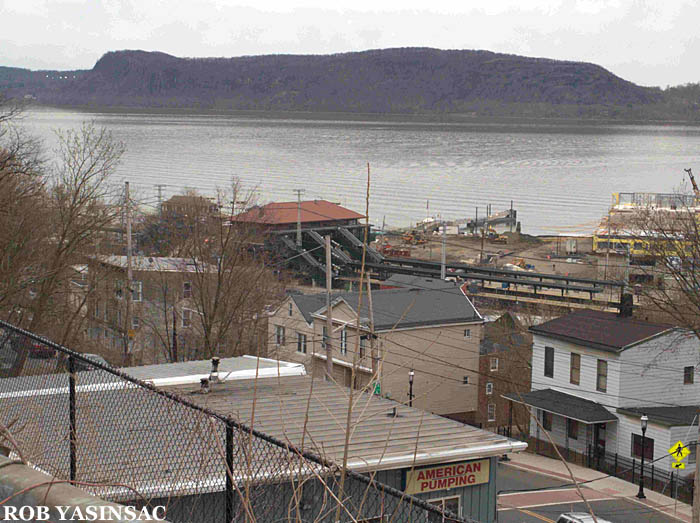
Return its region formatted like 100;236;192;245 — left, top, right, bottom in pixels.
1;0;698;87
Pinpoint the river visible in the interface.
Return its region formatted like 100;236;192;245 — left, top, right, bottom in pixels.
22;106;700;235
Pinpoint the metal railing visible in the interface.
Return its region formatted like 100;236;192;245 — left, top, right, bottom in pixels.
0;320;469;522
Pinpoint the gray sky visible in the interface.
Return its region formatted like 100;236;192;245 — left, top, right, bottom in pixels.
1;0;698;87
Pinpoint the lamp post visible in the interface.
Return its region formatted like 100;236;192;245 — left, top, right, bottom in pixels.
408;369;415;407
637;414;649;499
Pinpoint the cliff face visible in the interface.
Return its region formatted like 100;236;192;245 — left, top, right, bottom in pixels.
0;48;669;115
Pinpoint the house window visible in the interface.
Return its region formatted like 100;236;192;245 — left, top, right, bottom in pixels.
487;404;496;422
322;326;328;349
684;366;695;385
490;357;499;371
464;328;471;338
463;376;469;385
183;281;192;299
93;301;100;319
340;329;347;355
570;353;581;385
115;280;123;299
567;419;579;440
544;346;554;378
486;382;493;395
276;325;285;345
360;336;367;358
596;359;608;392
297;333;307;354
542;411;552;431
632;433;654;460
288;302;293;317
132;281;142;302
131;316;139;329
182;309;192;328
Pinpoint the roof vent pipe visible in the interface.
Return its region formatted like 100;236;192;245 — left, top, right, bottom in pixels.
210;357;220;383
200;378;210;394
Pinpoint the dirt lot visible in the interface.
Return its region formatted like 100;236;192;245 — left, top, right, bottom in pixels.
379;232;598;279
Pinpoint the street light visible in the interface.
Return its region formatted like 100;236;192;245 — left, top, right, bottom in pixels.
408;369;415;407
637;414;649;499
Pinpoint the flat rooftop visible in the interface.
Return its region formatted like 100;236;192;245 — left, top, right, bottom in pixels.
167;374;526;472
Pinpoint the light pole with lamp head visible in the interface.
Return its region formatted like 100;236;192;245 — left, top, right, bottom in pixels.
637;414;649;499
408;369;415;407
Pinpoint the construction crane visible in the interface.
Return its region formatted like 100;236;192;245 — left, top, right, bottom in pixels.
684;168;700;201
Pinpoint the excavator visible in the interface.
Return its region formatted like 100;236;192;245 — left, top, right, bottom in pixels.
684;168;700;203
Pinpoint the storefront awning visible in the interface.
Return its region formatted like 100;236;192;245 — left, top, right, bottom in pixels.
503;389;617;425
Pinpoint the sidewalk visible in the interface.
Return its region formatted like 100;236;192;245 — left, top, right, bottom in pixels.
503;451;692;522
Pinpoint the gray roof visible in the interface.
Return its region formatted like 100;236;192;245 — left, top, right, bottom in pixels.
618;406;699;427
290;292;334;324
94;255;207;273
169;375;525;471
305;286;481;331
530;310;673;353
121;356;284;381
382;274;457;290
504;389;618;424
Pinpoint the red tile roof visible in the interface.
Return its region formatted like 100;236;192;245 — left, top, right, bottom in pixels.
530;309;673;351
232;200;364;225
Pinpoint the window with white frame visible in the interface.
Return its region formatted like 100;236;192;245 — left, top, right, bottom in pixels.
297;332;307;353
490;357;498;371
486;382;493;395
487;403;496;422
288;302;293;317
322;326;328;348
463;376;469;385
183;281;192;299
359;336;367;358
276;325;285;345
340;329;347;355
464;328;471;338
131;281;142;302
131;316;140;329
596;359;608;392
428;496;460;518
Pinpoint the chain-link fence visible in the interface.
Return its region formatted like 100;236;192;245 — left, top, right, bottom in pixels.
0;320;469;522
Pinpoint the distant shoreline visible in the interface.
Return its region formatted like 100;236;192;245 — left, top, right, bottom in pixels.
30;103;700;128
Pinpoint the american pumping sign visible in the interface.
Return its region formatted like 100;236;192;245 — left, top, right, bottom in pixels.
405;459;490;494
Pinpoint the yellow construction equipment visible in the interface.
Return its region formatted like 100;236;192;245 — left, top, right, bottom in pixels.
684;168;700;202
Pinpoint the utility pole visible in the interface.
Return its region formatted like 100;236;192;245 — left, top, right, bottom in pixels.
475;206;478;235
510;200;514;233
172;307;178;362
125;181;133;366
693;414;700;523
366;273;378;378
480;220;485;264
156;184;166;216
294;189;305;247
324;235;333;380
441;216;446;280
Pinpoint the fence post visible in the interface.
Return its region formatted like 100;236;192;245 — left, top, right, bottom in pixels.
614;453;618;477
671;471;675;499
632;458;636;484
225;421;234;523
651;464;654;491
68;355;76;482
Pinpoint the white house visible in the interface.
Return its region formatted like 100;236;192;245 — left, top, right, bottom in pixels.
506;309;699;475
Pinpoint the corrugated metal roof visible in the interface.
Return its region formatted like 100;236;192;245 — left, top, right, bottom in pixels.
233;200;364;225
530;309;672;352
168;375;525;471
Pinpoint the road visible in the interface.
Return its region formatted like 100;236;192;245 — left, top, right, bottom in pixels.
496;462;683;523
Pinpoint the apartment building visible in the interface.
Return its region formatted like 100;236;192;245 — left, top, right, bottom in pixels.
268;282;485;420
507;309;700;475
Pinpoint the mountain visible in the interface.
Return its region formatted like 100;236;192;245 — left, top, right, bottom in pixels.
2;48;697;120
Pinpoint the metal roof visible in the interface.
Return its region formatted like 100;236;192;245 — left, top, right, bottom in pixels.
233;200;364;225
504;389;618;424
530;309;673;352
168;375;526;472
